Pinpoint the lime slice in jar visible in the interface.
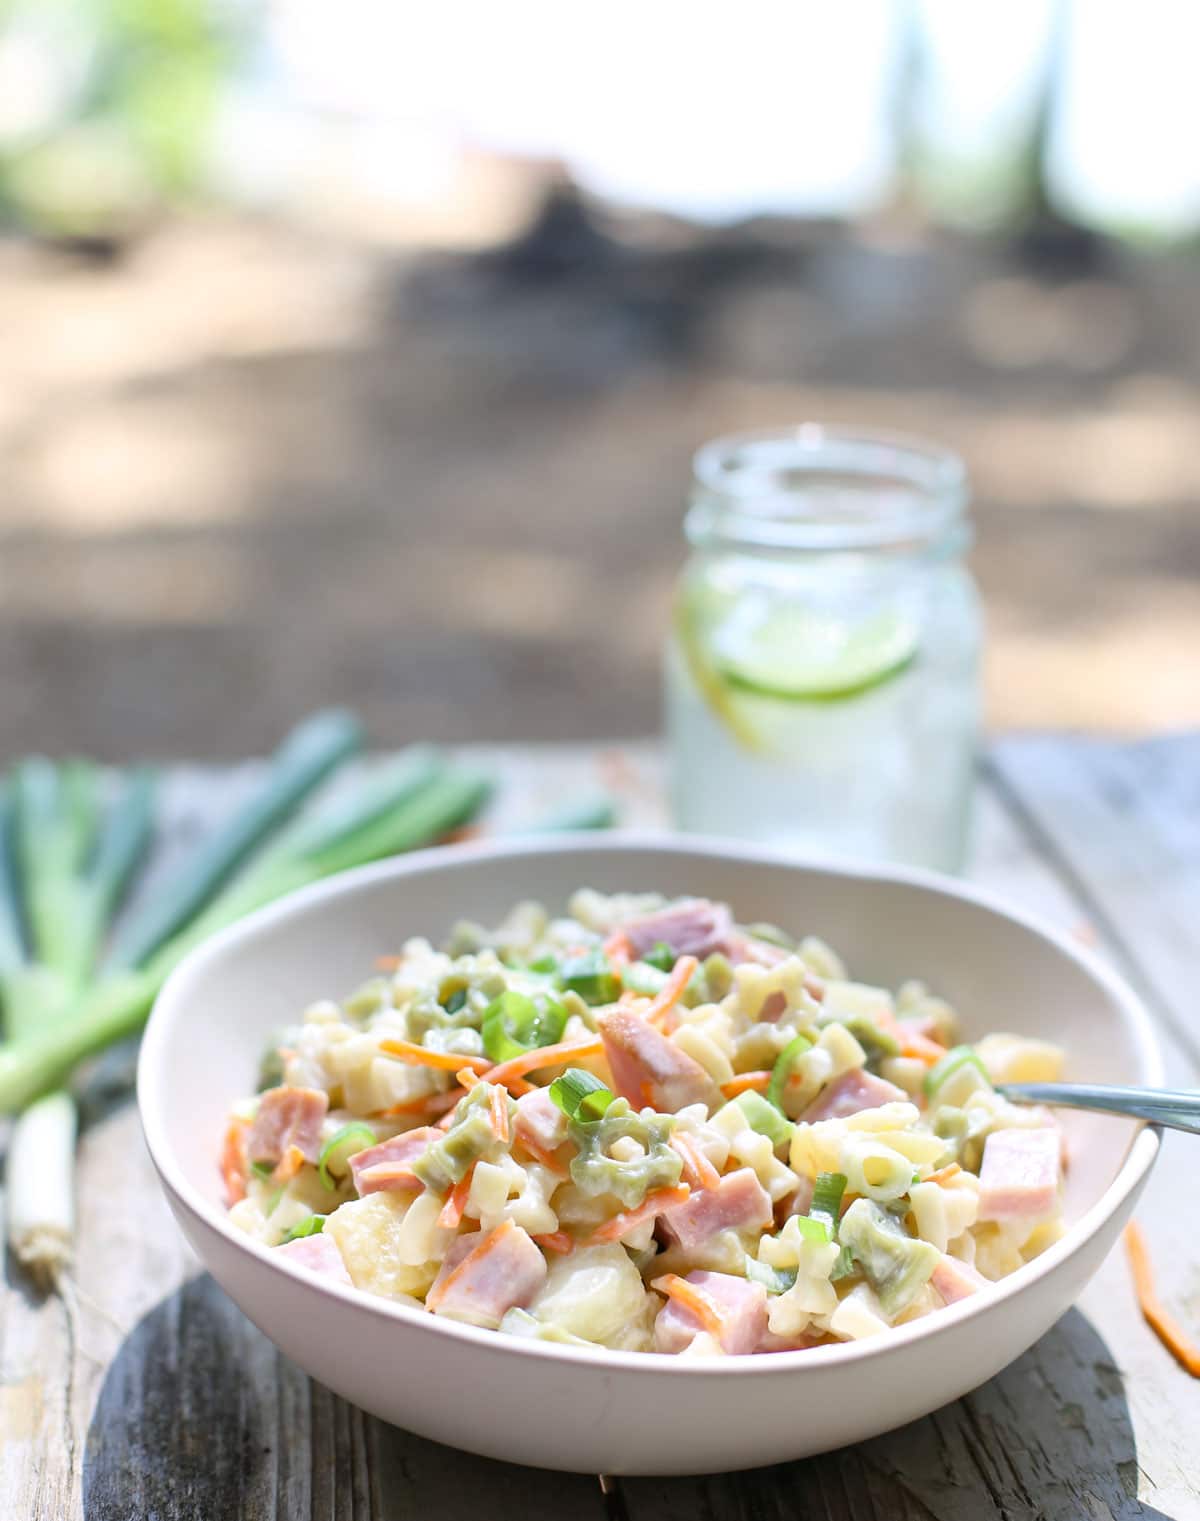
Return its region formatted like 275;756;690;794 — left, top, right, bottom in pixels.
712;607;919;702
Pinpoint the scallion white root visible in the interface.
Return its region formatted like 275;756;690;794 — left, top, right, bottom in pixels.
6;1089;76;1287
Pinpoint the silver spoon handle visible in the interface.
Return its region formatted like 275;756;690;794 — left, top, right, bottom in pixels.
997;1081;1200;1136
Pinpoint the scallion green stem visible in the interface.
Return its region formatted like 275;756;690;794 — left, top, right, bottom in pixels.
516;792;617;833
106;709;363;970
0;761;494;1113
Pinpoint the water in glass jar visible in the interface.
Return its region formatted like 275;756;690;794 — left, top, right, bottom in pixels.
666;431;981;873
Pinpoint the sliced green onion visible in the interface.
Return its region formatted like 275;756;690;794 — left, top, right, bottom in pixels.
280;1214;326;1243
556;950;621;1006
528;954;558;975
766;1032;813;1115
809;1170;847;1227
549;1067;616;1123
481;990;568;1063
643;942;676;973
250;1159;275;1181
734;1089;794;1148
745;1256;797;1295
830;1245;856;1280
792;1213;833;1244
317;1122;378;1190
443;988;468;1015
924;1044;990;1100
621;961;669;996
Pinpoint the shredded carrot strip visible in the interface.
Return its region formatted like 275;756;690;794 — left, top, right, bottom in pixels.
514;1130;569;1176
719;1070;772;1098
272;1144;306;1183
643;955;699;1034
603;930;632;966
489;1083;510;1143
533;1231;575;1255
651;1274;728;1342
1125;1221;1200;1377
456;1067;481;1091
426;1221;512;1311
377;1090;461;1120
219;1118;249;1205
590;1184;690;1244
485;1038;604;1092
670;1132;721;1191
375;954;402;971
379;1039;492;1074
438;1166;475;1229
359;1160;422;1191
925;1163;962;1187
440;823;483;845
897;1028;947;1065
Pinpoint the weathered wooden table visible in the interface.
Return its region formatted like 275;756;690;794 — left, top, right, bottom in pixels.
3;738;1198;1521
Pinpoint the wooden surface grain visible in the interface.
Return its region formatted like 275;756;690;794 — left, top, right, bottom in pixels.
1;738;1197;1520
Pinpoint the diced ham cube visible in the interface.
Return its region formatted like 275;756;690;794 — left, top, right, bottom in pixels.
799;1069;905;1123
514;1087;568;1155
931;1254;989;1306
247;1086;329;1165
654;1271;768;1355
426;1220;547;1329
978;1128;1061;1221
722;931;790;969
349;1126;438;1196
660;1167;773;1253
777;1174;815;1224
276;1232;352;1285
621;898;735;961
599;1008;720;1113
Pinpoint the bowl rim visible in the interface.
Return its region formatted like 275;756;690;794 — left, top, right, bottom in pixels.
138;830;1163;1378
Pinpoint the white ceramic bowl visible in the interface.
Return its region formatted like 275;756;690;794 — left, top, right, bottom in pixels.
139;835;1162;1475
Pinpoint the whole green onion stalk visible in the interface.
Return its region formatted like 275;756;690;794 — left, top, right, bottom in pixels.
0;718;614;1287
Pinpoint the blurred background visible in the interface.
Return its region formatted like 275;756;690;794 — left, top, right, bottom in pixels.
1;0;1197;760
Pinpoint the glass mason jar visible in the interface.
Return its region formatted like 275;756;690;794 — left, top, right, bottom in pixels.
666;426;981;873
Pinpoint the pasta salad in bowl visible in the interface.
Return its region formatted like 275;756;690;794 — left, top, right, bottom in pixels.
221;888;1069;1357
140;836;1159;1472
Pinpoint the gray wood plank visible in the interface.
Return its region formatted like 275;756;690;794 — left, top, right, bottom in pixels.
3;741;1197;1520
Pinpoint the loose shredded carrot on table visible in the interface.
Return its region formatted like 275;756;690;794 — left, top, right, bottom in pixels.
485;1038;604;1092
719;1071;772;1099
1125;1220;1200;1377
603;930;632;967
924;1163;962;1187
533;1231;575;1255
651;1273;728;1342
426;1220;514;1311
643;955;699;1034
590;1184;691;1244
379;1039;492;1074
219;1117;249;1205
438;1165;475;1229
670;1132;721;1191
489;1083;510;1143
